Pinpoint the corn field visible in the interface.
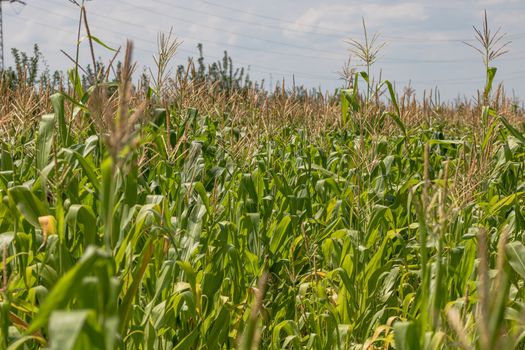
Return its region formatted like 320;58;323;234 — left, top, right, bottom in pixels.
2;5;525;350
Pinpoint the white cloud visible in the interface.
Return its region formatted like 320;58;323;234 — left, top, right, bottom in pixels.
479;0;521;5
2;0;524;101
492;11;525;27
283;2;427;38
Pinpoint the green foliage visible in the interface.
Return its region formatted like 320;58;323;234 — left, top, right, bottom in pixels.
2;79;525;349
0;44;62;91
178;43;256;93
1;10;525;350
9;44;41;87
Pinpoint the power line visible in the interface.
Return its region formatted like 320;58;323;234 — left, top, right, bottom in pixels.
4;10;340;82
182;0;468;43
7;11;525;90
42;0;347;62
377;54;525;64
118;1;338;54
187;0;348;34
46;0;525;65
24;3;339;80
183;0;525;43
147;0;473;43
162;0;354;38
148;0;353;39
153;0;488;44
90;0;517;63
6;1;525;90
116;0;347;61
24;1;525;70
65;0;339;57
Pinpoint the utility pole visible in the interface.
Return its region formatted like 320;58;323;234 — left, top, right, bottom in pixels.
0;0;26;71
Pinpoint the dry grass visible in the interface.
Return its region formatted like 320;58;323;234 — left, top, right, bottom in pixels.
0;76;52;136
1;56;524;149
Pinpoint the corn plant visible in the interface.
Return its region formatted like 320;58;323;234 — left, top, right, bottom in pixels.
1;6;525;350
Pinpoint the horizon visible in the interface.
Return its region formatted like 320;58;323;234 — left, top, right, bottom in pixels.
2;0;525;102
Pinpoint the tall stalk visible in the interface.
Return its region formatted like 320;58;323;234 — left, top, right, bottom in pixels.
464;10;510;107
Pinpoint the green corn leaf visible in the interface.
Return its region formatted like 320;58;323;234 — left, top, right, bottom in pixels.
48;310;95;350
100;158;115;249
27;247;110;334
393;321;421;350
67;68;84;100
50;93;70;147
484;67;497;102
88;35;118;52
506;241;525;280
172;324;200;350
500;115;525;145
8;186;48;228
63;149;101;194
65;204;98;247
384;80;400;118
119;238;154;335
269;216;291;255
36;114;55;171
341;89;349;125
384;81;406;135
206;305;229;348
340;88;360;125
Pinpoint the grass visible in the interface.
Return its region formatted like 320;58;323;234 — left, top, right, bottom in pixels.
2;5;525;350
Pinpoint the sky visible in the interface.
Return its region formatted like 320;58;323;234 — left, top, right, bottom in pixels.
2;0;525;101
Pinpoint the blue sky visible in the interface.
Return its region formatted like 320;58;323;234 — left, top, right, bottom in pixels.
3;0;525;101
